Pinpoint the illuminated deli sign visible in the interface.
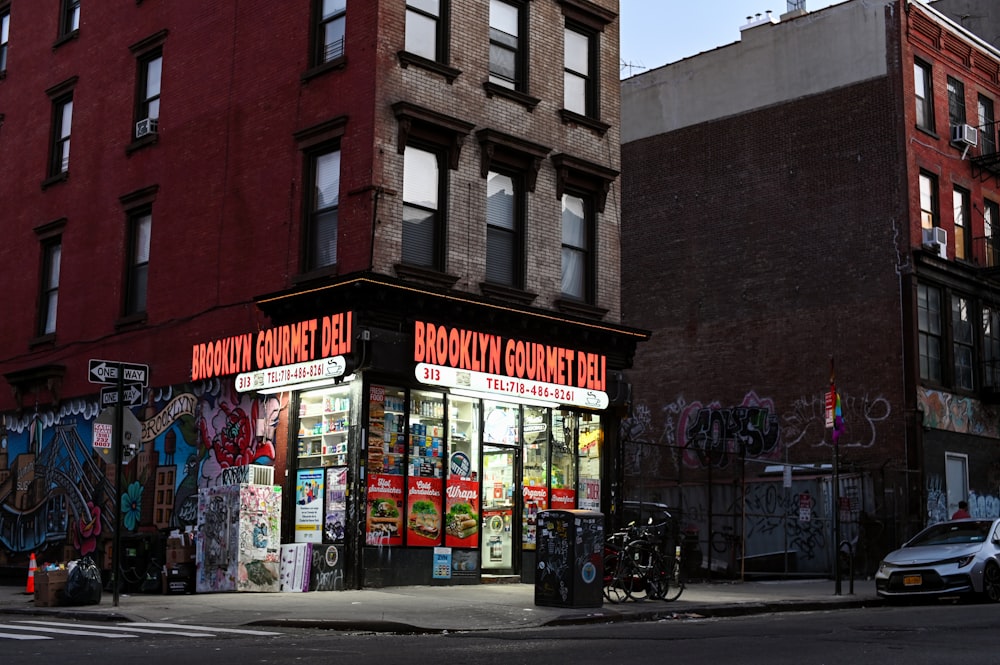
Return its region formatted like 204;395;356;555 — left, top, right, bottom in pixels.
413;321;609;409
191;312;353;383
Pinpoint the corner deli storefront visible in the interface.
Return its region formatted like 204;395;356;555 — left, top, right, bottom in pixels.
192;276;647;588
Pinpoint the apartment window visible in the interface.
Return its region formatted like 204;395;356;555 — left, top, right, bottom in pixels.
947;76;966;128
1;8;9;75
986;199;1000;267
918;283;943;383
563;26;593;116
38;239;61;337
60;0;79;37
314;0;346;65
914;59;934;132
489;0;526;91
953;186;970;261
392;102;473;281
979;95;996;156
983;306;1000;389
405;0;444;62
135;51;162;137
49;94;73;177
402;145;443;269
952;295;974;391
486;170;521;286
125;209;152;315
919;171;938;229
561;193;592;302
305;148;340;271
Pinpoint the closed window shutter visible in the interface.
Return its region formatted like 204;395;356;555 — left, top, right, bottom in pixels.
403;205;436;267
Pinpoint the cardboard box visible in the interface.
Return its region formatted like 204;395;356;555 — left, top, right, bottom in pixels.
162;563;195;595
34;569;68;607
166;545;195;565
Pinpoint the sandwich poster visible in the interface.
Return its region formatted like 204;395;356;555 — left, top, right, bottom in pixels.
406;477;443;546
366;473;404;546
444;478;480;548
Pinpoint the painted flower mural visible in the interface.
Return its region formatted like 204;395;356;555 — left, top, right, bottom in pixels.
199;390;275;471
72;501;102;556
121;481;143;531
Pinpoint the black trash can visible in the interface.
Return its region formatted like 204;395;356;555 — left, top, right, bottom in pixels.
534;509;603;608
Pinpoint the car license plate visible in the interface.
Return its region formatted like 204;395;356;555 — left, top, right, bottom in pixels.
903;574;922;586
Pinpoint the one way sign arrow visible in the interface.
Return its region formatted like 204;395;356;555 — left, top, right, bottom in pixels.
100;384;144;407
88;359;149;386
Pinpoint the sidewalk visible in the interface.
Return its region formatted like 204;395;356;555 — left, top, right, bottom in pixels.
0;577;882;632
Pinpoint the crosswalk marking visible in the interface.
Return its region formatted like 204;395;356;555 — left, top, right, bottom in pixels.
127;622;283;636
0;620;283;641
0;631;51;641
14;620;213;638
0;624;134;638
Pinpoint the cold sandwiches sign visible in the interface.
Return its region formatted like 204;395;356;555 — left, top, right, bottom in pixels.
413;320;609;409
191;312;353;382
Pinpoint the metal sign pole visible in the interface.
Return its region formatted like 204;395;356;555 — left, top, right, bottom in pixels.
112;368;123;608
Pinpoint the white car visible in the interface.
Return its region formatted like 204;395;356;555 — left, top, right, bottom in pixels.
875;518;1000;601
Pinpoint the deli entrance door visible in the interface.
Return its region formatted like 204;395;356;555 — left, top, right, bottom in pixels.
481;444;518;573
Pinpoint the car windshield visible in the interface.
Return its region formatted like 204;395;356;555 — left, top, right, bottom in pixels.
907;520;993;547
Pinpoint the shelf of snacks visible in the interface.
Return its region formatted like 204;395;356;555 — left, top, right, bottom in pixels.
297;387;351;467
409;390;445;479
368;385;406;475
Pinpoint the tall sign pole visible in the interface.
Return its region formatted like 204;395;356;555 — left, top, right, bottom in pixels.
112;370;124;608
829;358;843;595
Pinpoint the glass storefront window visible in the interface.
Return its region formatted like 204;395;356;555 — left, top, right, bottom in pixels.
522;406;549;550
551;409;577;510
366;385;406;546
483;400;519;446
296;385;351;468
445;397;480;548
407;390;445;546
578;413;602;511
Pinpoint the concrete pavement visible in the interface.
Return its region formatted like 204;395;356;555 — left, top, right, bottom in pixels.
0;577;882;632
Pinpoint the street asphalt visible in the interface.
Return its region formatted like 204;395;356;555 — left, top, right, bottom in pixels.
0;576;883;632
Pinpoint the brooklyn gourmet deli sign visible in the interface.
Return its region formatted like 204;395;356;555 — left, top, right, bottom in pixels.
191;312;354;387
413;320;609;409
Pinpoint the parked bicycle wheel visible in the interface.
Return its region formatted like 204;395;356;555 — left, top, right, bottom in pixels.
603;550;633;603
659;555;685;601
627;543;662;601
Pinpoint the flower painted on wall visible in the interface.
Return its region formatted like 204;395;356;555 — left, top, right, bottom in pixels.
121;481;143;531
199;395;275;470
72;501;102;556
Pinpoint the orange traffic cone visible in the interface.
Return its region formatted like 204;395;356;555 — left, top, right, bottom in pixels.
25;553;36;595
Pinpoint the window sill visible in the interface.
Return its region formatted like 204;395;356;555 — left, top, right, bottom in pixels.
480;282;537;305
397;51;461;84
553;298;608;320
41;172;69;190
28;333;56;350
559;109;610;137
483;82;540;111
125;133;159;155
301;56;347;82
915;125;939;141
115;312;148;330
52;29;80;50
394;263;459;289
291;264;339;285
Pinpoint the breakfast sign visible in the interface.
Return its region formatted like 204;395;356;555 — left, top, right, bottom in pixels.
413;320;610;409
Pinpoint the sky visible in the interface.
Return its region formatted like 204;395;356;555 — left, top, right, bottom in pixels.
619;0;844;77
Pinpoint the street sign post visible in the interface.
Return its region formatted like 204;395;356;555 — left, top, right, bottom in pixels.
88;359;149;386
100;383;143;407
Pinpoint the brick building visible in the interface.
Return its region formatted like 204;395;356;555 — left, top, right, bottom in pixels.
621;0;1000;577
0;1;646;588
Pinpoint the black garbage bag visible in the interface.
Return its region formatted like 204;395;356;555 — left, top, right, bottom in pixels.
63;557;103;606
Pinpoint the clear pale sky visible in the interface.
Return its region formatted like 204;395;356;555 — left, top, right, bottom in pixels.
619;0;844;77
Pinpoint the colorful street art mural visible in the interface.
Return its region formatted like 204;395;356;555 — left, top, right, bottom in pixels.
918;387;1000;438
0;378;285;565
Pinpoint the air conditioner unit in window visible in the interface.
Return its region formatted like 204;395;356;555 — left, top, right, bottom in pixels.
951;123;978;147
135;117;158;138
922;226;948;259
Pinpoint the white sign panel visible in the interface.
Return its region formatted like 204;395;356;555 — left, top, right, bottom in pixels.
93;423;113;450
415;363;609;409
235;356;346;393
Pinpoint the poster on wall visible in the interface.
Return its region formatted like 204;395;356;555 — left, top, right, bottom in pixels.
579;479;600;511
325;467;348;543
366;473;404;546
551;488;575;510
444;477;480;548
295;468;324;543
407;476;443;546
522;484;548;550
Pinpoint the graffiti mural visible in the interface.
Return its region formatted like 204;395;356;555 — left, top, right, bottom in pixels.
677;391;781;469
926;473;1000;524
918;388;1000;438
782;391;891;450
0;379;286;565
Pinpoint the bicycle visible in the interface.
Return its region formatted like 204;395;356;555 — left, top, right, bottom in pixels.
603;521;684;603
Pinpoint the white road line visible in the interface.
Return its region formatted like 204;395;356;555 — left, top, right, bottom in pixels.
127;622;282;636
0;624;134;638
0;632;52;641
13;620;213;637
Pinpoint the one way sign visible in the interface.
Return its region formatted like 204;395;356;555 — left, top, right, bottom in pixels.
100;383;144;407
89;359;149;386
